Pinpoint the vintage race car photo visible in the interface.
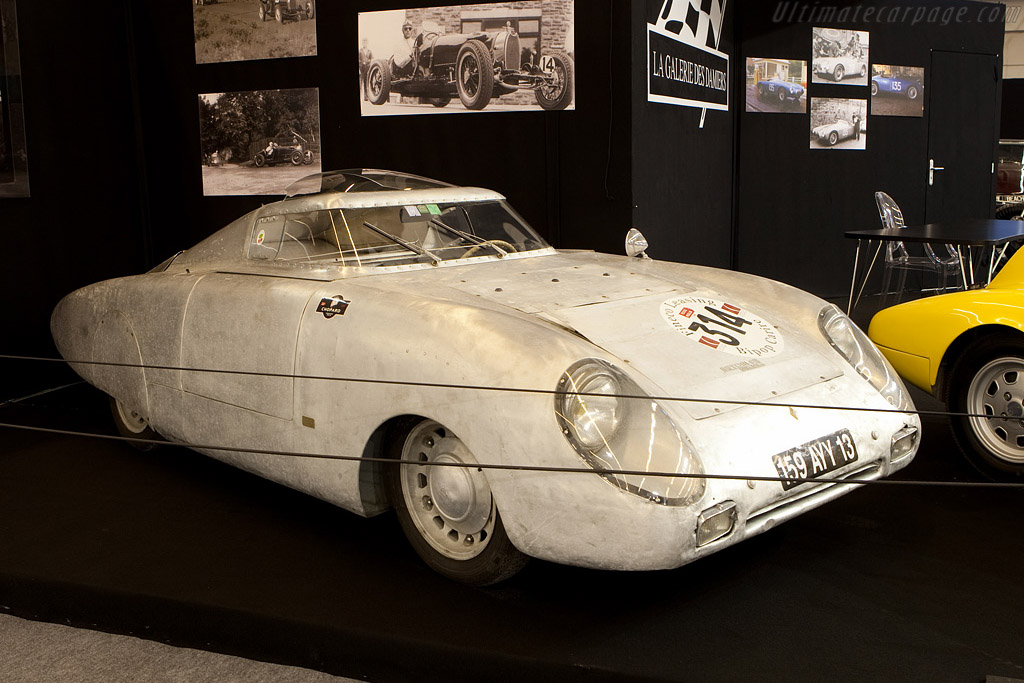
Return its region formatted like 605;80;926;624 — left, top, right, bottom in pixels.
366;23;573;111
871;74;922;99
253;136;314;167
814;56;867;82
51;170;920;585
869;250;1024;481
258;0;313;23
812;119;858;146
756;78;804;103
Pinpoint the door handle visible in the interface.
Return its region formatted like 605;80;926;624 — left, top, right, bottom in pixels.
929;158;945;186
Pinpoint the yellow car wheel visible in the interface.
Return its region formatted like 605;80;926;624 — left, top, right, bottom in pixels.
948;338;1024;479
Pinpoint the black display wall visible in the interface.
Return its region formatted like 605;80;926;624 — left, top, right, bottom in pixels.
735;0;1004;297
0;0;1008;395
630;0;736;268
128;0;634;264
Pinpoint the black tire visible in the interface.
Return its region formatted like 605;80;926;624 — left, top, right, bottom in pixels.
777;88;786;103
947;336;1024;480
860;64;866;77
303;150;313;164
907;85;919;100
254;152;266;167
367;59;391;106
289;150;303;165
833;64;845;81
534;51;574;111
456;40;494;110
757;85;765;99
871;82;878;96
995;203;1024;220
386;418;528;585
110;396;159;451
828;131;839;146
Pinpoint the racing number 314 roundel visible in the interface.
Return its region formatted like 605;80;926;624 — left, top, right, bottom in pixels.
661;295;784;357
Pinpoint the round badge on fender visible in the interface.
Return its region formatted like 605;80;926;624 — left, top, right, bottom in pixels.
661;295;784;357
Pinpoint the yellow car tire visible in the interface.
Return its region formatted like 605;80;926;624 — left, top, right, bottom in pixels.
947;336;1024;479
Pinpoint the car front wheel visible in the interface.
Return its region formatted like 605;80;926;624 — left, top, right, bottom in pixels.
534;51;574;111
366;59;391;105
833;64;845;80
387;418;527;585
907;85;919;100
254;152;266;167
828;131;839;145
777;88;786;103
948;338;1024;479
456;40;494;110
871;82;878;96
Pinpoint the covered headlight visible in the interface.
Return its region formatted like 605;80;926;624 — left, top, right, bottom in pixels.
818;305;913;412
555;359;705;506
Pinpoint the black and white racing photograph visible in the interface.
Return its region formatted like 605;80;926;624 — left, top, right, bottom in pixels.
811;27;869;85
193;0;317;65
358;2;574;116
198;87;321;196
871;64;925;117
810;97;867;150
745;58;806;113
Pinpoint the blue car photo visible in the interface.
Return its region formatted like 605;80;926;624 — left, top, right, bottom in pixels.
871;74;922;100
756;78;805;104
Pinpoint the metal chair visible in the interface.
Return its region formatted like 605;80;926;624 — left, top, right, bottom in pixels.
875;191;960;304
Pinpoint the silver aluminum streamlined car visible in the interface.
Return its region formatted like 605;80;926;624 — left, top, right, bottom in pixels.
51;170;920;585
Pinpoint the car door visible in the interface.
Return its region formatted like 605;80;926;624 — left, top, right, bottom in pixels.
180;272;315;420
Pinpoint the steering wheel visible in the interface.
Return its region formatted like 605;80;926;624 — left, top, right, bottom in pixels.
460;240;518;259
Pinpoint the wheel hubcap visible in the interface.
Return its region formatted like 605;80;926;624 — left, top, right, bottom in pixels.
400;421;494;559
116;400;149;435
967;357;1024;463
460;56;479;96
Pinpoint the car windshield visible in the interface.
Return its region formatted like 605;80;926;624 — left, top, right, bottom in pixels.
248;200;549;267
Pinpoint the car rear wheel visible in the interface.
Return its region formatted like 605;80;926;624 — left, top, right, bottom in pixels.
995;203;1024;220
303;150;313;164
534;51;574;111
289;150;303;165
948;338;1024;479
833;64;845;81
907;85;919;100
254;152;266;167
828;131;839;146
456;40;494;110
110;397;159;451
387;418;528;585
366;59;391;106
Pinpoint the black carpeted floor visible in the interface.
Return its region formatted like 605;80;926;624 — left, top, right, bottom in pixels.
1;379;1021;682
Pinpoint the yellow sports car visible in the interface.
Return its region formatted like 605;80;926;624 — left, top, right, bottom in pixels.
869;250;1024;480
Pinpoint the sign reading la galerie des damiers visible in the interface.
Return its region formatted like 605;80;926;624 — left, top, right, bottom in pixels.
647;0;729;112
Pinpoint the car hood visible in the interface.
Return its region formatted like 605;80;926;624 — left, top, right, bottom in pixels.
377;252;846;420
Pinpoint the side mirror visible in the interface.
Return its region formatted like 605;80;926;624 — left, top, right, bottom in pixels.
625;228;650;259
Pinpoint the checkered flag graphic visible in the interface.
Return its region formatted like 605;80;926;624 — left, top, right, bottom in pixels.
656;0;726;50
